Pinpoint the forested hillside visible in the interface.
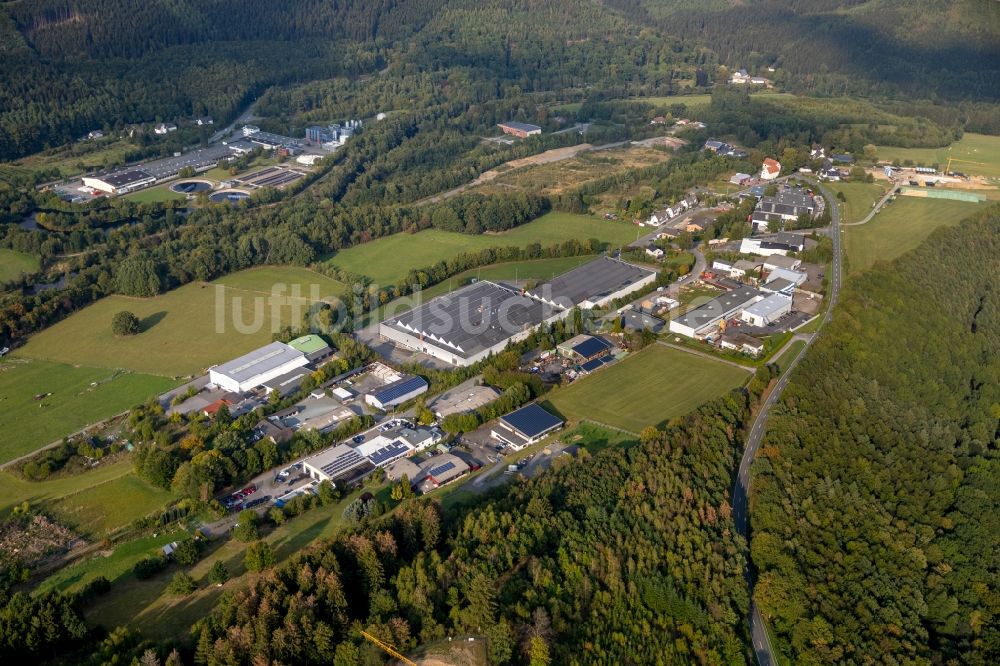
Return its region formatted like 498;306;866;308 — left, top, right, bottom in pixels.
752;207;1000;663
190;385;764;665
1;0;998;159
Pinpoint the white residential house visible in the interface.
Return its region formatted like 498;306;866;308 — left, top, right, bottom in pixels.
645;246;665;260
761;158;781;180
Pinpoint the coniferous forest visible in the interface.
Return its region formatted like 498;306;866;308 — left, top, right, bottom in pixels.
1;0;999;159
752;209;1000;664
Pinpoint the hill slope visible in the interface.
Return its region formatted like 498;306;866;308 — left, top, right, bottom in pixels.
752;206;1000;663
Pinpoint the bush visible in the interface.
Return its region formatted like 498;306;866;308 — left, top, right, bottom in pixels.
232;510;259;542
173;538;201;566
167;571;196;596
244;542;275;572
132;555;167;580
111;310;140;336
208;560;229;586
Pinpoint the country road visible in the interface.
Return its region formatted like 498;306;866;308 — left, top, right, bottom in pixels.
734;177;843;665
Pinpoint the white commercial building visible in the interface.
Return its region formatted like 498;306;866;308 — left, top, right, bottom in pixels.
741;294;792;327
302;444;371;484
669;286;762;338
209;341;309;393
82;170;156;195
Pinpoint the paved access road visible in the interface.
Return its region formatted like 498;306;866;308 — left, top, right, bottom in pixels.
734;177;843;665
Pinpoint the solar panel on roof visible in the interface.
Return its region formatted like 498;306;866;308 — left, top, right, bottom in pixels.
368;442;410;466
580;358;603;372
572;336;611;358
319;449;364;478
372;376;427;405
500;403;564;439
426;461;456;477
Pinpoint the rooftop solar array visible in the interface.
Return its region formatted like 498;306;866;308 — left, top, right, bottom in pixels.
426;461;456;478
384;281;553;360
579;356;615;373
572;336;612;358
311;444;366;479
368;441;412;466
528;257;654;307
499;403;564;439
370;375;428;406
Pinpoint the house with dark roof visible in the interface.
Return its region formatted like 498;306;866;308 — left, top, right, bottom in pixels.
491;403;564;450
557;334;613;363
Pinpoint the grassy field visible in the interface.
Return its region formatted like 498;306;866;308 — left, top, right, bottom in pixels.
17;267;342;377
834;182;888;223
0;249;40;283
37;530;186;595
0;459;135;514
6;139;140;178
876;133;1000;178
0;359;175;463
774;339;806;373
48;473;177;537
84;484;367;640
328;211;642;285
123;185;186;204
844;197;984;274
545;344;749;432
213;265;345;300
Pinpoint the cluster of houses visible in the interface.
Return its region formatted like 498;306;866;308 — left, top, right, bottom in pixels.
801;145;855;181
729;69;770;86
746;185;820;232
640;193;699;227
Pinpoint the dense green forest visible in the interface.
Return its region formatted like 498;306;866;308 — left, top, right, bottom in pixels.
1;0;998;159
752;208;1000;663
188;382;766;665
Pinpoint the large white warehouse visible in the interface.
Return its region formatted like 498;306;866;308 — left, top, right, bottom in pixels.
209;341;309;393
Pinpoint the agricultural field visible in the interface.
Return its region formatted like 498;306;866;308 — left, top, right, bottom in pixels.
545;343;749;433
833;181;888;223
17;266;341;377
876;133;1000;178
844;197;984;274
0;249;40;283
48;473;177;537
0;359;175;464
328;211;641;285
123;185;186;204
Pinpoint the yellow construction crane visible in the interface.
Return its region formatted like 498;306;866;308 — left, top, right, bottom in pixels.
361;630;418;666
945;157;986;175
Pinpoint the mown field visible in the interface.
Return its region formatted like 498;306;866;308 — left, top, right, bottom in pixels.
833;181;887;223
17;267;342;377
328;211;641;285
876;133;1000;178
844;197;984;274
545;343;750;433
0;359;175;464
0;248;40;283
48;473;177;537
123;185;186;204
0;459;134;514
